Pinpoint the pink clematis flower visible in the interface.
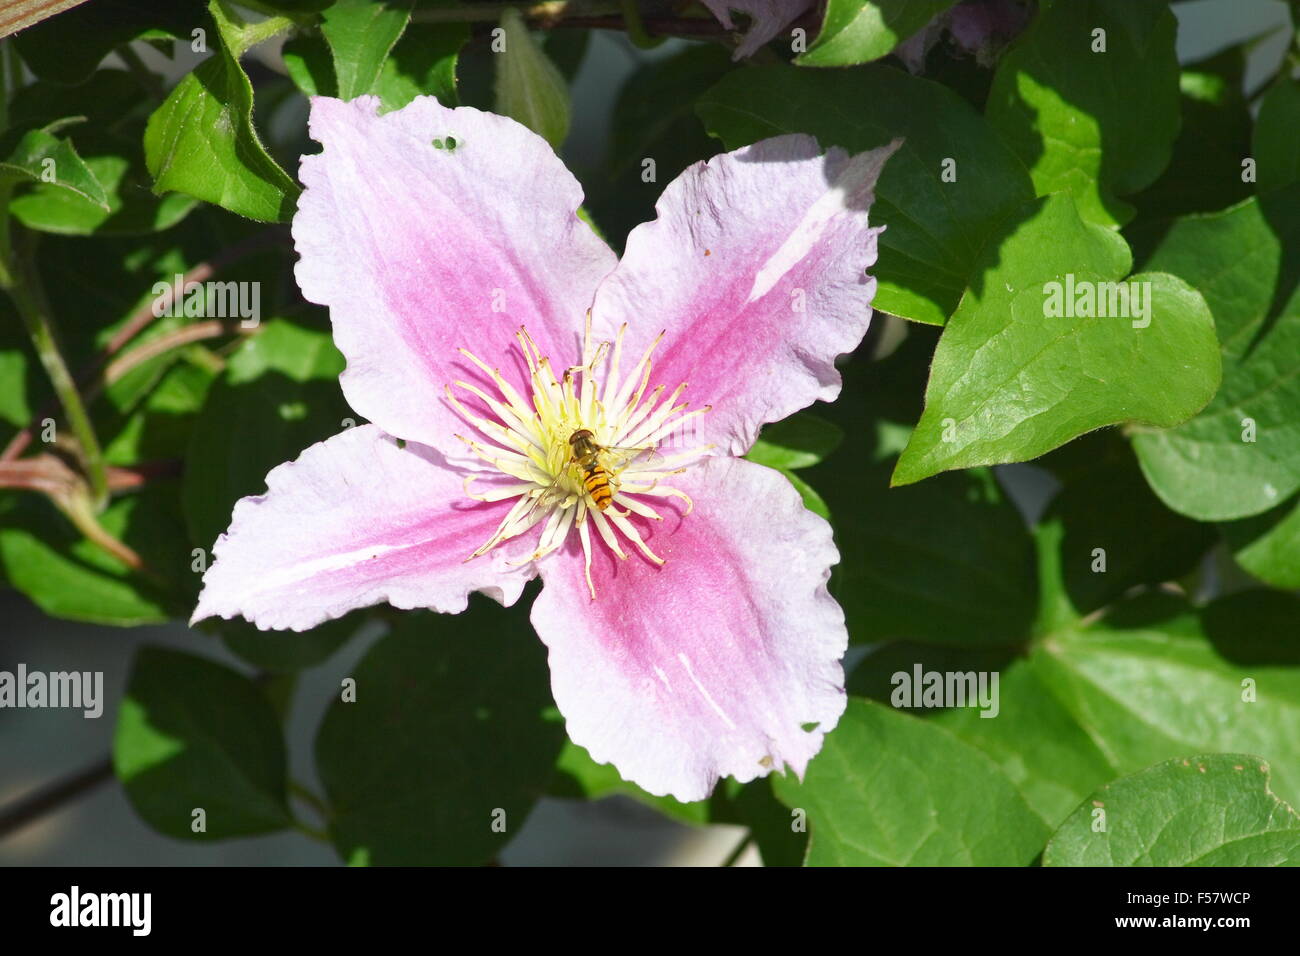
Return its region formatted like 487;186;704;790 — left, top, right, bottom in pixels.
192;95;897;802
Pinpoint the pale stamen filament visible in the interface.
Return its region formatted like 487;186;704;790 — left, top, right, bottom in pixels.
456;349;538;426
616;495;663;521
449;321;708;596
450;380;545;451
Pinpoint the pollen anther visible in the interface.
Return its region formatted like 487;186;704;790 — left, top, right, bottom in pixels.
447;321;708;596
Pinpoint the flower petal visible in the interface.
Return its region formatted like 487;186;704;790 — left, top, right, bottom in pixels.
293;95;616;455
702;0;812;59
530;456;847;802
192;425;535;631
590;135;897;457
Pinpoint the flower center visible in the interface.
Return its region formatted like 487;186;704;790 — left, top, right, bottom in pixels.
446;317;710;598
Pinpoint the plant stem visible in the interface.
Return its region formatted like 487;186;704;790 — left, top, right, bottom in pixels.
289;781;332;822
721;831;755;866
0;757;115;842
291;818;330;842
59;491;144;569
2;246;109;508
1;229;285;463
619;0;666;47
101;319;250;388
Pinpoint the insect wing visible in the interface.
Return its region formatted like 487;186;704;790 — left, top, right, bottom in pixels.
601;444;660;471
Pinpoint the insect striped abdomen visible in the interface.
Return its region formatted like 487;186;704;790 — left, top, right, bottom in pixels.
583;465;613;510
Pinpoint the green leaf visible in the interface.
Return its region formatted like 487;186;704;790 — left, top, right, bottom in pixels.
1044;755;1300;866
0;485;192;626
551;740;710;825
11;153;197;235
220;613;362;672
1130;47;1254;220
0;301;39;440
6;70;198;235
30;210;283;385
373;22;466;110
603;43;729;179
698;63;1035;325
587;43;729;250
986;0;1180;227
295;17;467;112
931;658;1116;829
144;0;299;222
101;356;216;466
1223;493;1300;588
315;602;565;865
1041;450;1215;616
541;28;589;82
182;317;350;551
797;0;955;68
745;412;843;470
802;329;1038;646
282;32;335;97
894;193;1221;485
843;463;1036;645
773;698;1049;865
114;646;292;839
12;0;205;86
1254;76;1300;195
320;0;410;101
0;125;109;209
494;8;570;149
850;644;1116;828
730;778;808;866
1033;593;1300;810
1131;189;1300;521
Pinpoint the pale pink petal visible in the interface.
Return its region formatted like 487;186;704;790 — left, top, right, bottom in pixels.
192;425;535;631
702;0;812;59
293;96;617;457
531;456;846;802
589;135;896;457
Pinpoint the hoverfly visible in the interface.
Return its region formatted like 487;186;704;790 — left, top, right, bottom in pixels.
567;428;655;511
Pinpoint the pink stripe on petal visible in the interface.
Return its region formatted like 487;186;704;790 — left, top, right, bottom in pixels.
192;425;537;632
531;456;847;802
293;96;616;458
590;135;898;458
